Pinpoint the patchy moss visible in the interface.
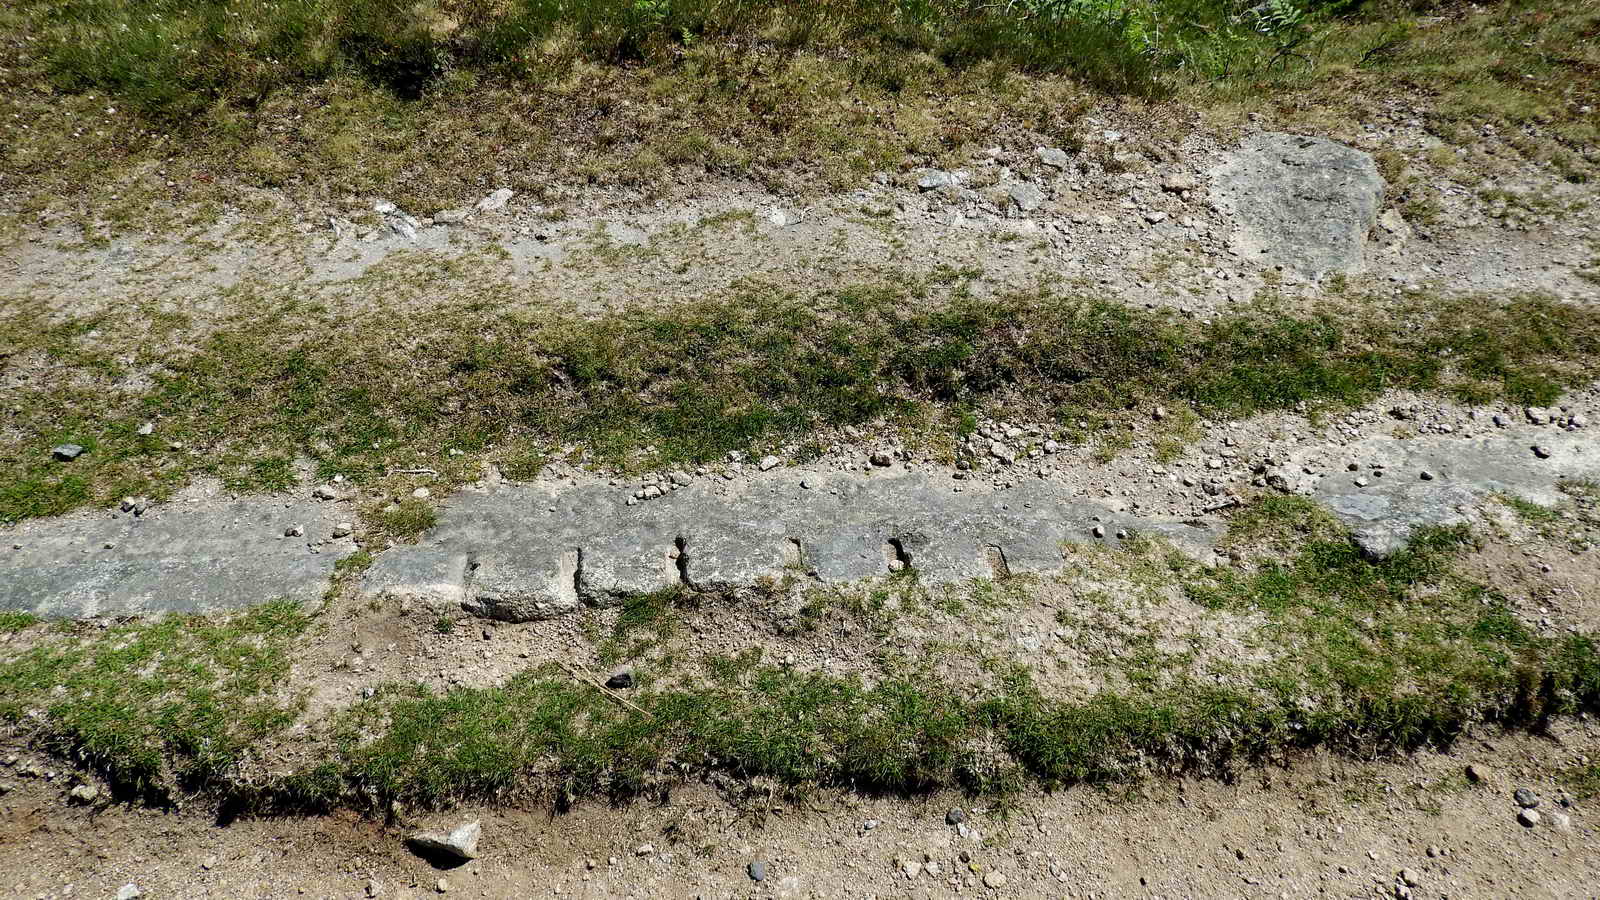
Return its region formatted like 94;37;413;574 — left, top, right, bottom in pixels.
596;587;688;668
322;621;1597;810
1564;763;1600;800
370;499;439;542
0;611;42;632
6;286;1600;524
1498;493;1562;525
1221;494;1347;555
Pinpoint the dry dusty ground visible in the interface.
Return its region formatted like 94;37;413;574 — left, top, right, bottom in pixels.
1;725;1596;899
6;105;1597;328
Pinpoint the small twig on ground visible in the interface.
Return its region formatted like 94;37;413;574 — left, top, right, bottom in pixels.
557;660;654;719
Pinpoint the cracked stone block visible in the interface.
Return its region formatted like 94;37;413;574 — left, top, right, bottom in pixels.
462;550;580;622
680;519;794;593
880;524;992;584
806;528;895;583
362;549;470;610
576;523;680;606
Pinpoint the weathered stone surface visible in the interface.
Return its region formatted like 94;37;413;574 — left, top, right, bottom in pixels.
1210;132;1384;278
575;521;680;606
474;188;514;214
1;498;349;618
461;549;581;622
359;472;1224;622
1161;173;1199;193
362;549;470;610
681;515;793;593
1289;428;1600;558
1036;147;1071;169
1008;182;1045;213
9;428;1594;620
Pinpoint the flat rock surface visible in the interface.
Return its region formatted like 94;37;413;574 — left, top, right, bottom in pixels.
1210;131;1384;278
0;497;349;618
1290;426;1600;556
4;427;1597;619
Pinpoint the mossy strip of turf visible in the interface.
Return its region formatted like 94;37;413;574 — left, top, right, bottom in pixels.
5;286;1599;524
0;601;311;804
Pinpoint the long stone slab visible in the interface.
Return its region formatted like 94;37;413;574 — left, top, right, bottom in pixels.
6;426;1596;620
1;498;349;618
361;472;1224;621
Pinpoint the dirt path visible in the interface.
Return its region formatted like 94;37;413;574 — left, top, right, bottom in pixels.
3;724;1595;899
8;121;1597;328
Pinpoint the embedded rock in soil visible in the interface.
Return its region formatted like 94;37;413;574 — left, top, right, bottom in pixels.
459;550;582;622
359;472;1224;623
1;497;347;618
1288;427;1600;558
407;821;482;862
1210;132;1384;278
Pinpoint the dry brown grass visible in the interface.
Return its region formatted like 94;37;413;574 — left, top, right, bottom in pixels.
4;1;1595;242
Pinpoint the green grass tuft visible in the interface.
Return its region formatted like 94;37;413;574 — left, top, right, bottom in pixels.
326;622;1600;810
373;499;439;541
0;600;312;802
0;611;42;632
1565;763;1600;800
1498;493;1561;524
2;0;1594;233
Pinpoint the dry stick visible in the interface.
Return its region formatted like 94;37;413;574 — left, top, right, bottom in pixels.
557;660;654;719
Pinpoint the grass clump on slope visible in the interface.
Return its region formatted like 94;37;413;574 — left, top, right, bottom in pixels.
5;285;1599;524
0;601;312;804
